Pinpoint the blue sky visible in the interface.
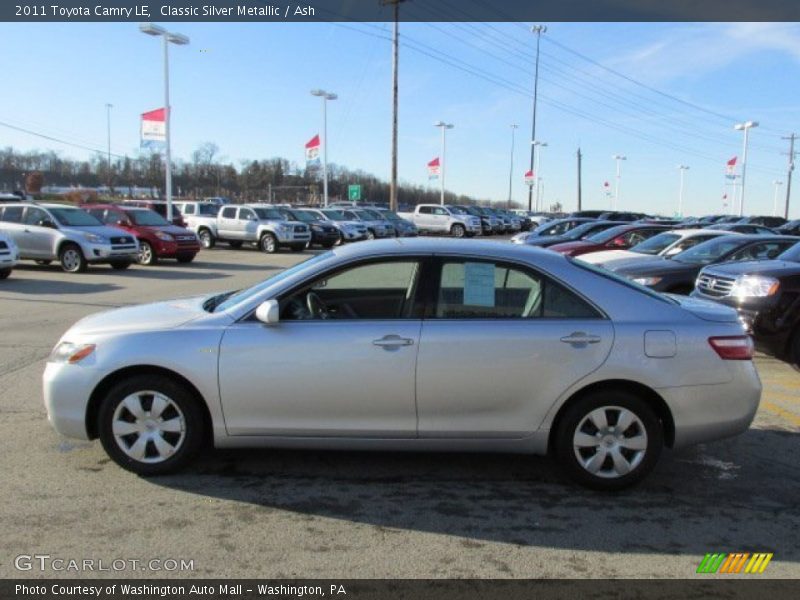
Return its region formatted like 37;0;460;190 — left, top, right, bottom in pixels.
0;21;798;217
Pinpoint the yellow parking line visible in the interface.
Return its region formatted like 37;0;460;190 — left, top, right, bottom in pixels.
761;401;800;428
762;389;800;405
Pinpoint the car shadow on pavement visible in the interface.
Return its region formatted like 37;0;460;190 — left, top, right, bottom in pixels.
149;426;800;560
0;278;122;295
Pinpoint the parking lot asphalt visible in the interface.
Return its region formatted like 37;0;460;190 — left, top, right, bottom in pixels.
0;245;798;579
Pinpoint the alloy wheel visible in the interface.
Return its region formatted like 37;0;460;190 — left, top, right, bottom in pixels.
111;390;186;464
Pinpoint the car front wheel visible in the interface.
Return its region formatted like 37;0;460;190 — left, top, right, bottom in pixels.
198;229;215;249
554;390;663;490
451;224;466;238
260;233;278;253
0;269;10;280
137;241;157;266
59;243;87;273
97;375;205;475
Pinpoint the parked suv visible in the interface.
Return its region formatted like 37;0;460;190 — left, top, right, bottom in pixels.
280;208;340;249
0;203;138;272
341;208;396;239
0;231;19;279
82;204;200;265
692;241;800;367
214;204;311;253
122;200;187;228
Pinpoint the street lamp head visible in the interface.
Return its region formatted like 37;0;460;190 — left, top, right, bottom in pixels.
510;123;518;129
531;25;548;34
446;123;454;129
613;154;627;160
139;23;167;36
167;33;190;45
311;89;326;97
678;165;690;170
325;93;338;101
735;121;759;130
434;121;454;128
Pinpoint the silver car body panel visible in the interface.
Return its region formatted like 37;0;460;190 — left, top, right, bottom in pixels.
43;239;760;454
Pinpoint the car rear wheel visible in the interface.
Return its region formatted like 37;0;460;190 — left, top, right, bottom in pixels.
137;241;157;266
176;254;195;264
290;243;307;252
97;374;205;475
260;233;278;253
0;269;10;280
554;390;663;490
59;243;87;273
198;229;215;249
110;260;132;270
451;224;466;238
366;230;376;240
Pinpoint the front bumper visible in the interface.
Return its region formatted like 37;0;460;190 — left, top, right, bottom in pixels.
43;360;99;440
0;248;18;269
340;229;368;241
310;230;341;245
661;360;761;449
154;239;201;258
275;231;312;243
82;241;139;263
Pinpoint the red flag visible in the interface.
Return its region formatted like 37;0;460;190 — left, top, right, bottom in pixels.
603;181;610;187
427;157;440;167
427;157;440;180
305;135;320;166
727;156;737;167
524;170;535;186
305;134;320;149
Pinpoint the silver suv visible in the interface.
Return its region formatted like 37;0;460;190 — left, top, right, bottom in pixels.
0;203;139;273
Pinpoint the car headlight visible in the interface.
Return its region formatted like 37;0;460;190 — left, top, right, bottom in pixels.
83;233;107;244
632;276;663;286
155;231;174;242
311;224;323;232
730;275;780;298
49;342;95;364
276;224;291;232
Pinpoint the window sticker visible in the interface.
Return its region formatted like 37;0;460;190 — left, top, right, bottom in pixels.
463;262;495;307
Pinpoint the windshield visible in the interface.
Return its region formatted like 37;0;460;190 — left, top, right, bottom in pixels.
534;219;577;236
564;221;610;240
352;210;374;220
290;211;319;222
448;206;469;215
197;204;219;216
586;225;632;243
321;209;347;221
49;207;103;227
777;241;800;262
129;209;169;226
629;232;681;255
673;237;744;265
253;208;285;220
360;208;384;220
211;252;334;313
380;210;401;221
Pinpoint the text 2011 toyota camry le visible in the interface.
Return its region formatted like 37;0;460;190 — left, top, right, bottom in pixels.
44;239;761;490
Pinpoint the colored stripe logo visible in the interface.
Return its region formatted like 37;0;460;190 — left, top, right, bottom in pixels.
697;553;773;574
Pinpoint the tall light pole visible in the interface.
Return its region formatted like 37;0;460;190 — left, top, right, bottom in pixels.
734;121;758;216
105;103;113;192
532;140;547;211
612;154;626;210
311;89;337;207
434;121;454;205
773;180;783;216
139;23;189;222
507;124;518;208
528;24;547;212
677;165;689;217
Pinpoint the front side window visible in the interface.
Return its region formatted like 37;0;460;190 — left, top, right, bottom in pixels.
630;232;681;255
728;241;792;262
435;261;599;319
23;207;48;226
433;207;448;216
239;208;256;221
182;204;195;215
281;260;421;320
129;210;169;226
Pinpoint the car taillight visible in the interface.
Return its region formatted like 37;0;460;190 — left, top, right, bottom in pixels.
708;336;754;360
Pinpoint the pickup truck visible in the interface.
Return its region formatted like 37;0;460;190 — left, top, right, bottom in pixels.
173;201;223;249
398;204;482;237
188;203;311;253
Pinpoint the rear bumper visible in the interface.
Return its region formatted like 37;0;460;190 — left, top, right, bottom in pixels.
661;361;761;449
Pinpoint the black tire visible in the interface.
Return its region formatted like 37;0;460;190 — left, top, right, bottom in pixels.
97;374;205;476
554;389;663;491
137;241;157;266
198;229;215;249
34;260;52;265
290;243;307;252
110;261;132;270
59;243;87;273
228;240;243;249
789;330;800;371
335;232;344;246
176;254;196;264
366;229;376;240
259;232;278;254
0;269;10;280
451;224;466;238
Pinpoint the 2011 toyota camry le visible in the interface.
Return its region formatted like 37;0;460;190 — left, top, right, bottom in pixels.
43;238;761;490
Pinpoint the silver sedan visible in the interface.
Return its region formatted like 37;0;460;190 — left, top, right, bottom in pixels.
43;239;761;490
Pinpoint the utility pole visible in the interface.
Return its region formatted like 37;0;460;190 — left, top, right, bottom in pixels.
105;103;113;193
677;165;689;217
576;147;582;211
528;24;547;211
383;0;405;211
782;133;797;219
507;124;518;208
613;154;626;210
434;121;454;205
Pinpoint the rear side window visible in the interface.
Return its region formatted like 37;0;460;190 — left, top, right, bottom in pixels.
729;241;793;261
182;204;195;215
221;207;237;218
435;260;600;319
0;206;23;222
418;206;432;214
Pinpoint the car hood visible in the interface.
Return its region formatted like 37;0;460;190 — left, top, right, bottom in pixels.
549;240;592;252
66;296;210;337
62;225;134;239
666;294;740;323
137;224;194;236
701;259;800;278
615;257;694;277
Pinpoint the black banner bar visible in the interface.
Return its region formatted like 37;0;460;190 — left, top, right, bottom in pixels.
4;0;800;23
2;580;799;600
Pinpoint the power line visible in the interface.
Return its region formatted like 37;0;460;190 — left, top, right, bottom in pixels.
0;119;128;159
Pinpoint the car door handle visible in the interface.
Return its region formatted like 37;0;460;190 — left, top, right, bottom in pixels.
560;332;602;345
373;335;415;348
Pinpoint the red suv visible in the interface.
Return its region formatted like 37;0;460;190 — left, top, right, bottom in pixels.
82;204;200;265
549;224;669;257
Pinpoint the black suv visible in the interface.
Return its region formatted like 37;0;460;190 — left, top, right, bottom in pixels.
691;240;800;367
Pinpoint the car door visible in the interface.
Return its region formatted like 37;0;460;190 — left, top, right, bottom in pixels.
218;258;425;437
238;207;259;240
416;258;613;438
19;206;56;258
0;205;25;251
217;206;238;238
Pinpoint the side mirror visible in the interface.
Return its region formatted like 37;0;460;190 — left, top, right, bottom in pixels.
37;218;56;228
116;219;129;227
255;299;280;325
665;247;682;256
